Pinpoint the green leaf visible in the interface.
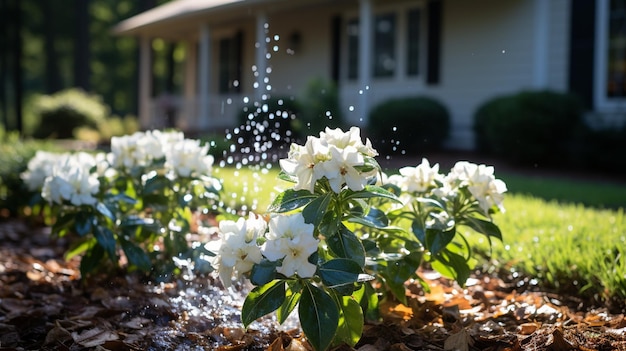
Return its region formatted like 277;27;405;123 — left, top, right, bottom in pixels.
425;227;456;256
93;225;117;261
347;207;389;229
80;243;104;277
460;216;503;241
381;250;423;305
108;192;137;205
302;192;332;227
52;213;75;236
333;296;364;347
120;239;151;271
277;171;297;183
250;259;278;286
431;249;471;287
96;202;115;221
277;281;302;324
326;225;366;267
267;189;317;213
241;280;286;327
64;238;93;261
299;282;339;351
143;174;170;194
344;185;401;203
319;259;361;289
74;213;93;237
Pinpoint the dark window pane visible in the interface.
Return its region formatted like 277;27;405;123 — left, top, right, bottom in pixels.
219;32;242;94
407;8;420;76
373;13;396;77
347;19;359;80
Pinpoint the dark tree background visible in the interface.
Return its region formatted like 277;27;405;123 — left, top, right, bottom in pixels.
0;0;176;134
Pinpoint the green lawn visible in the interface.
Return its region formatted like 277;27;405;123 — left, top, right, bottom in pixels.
216;164;626;308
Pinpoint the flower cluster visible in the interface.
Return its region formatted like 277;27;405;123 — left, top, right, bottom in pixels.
19;130;221;277
110;130;214;178
213;212;318;287
22;151;100;206
279;127;378;193
387;158;507;216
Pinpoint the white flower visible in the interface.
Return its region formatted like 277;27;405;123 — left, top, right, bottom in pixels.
215;213;267;287
21;151;64;191
165;138;214;178
320;126;378;157
41;154;100;206
446;161;507;214
398;158;442;193
279;136;329;193
110;130;184;170
466;164;507;214
262;213;318;278
318;145;366;193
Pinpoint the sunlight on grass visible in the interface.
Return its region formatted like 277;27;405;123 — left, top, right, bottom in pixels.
471;194;626;305
500;172;626;209
214;166;282;213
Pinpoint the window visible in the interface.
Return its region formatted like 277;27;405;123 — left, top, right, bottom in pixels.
607;0;625;98
373;13;396;77
347;19;359;80
407;8;421;76
218;31;242;94
345;7;422;80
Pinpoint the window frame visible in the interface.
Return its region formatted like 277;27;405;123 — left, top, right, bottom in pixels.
343;2;426;82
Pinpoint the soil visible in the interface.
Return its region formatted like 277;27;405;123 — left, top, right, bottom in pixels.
1;217;625;351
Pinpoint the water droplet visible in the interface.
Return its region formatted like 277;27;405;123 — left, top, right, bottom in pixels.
502;49;506;54
349;106;355;111
274;34;280;41
273;45;279;52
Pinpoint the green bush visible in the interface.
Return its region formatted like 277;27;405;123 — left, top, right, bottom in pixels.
367;96;450;154
473;90;584;165
0;127;61;217
32;88;109;139
75;114;140;144
236;96;302;148
297;78;344;135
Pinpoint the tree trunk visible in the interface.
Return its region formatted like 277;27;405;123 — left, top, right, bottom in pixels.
74;0;90;91
13;0;23;134
43;0;61;93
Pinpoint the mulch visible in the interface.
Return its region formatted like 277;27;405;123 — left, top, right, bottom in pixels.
1;218;625;351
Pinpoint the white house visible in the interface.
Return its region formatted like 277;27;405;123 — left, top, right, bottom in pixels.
113;0;625;150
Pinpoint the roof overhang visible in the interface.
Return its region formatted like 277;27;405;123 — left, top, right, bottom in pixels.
112;0;345;41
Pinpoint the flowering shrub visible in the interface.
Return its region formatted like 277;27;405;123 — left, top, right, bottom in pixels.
212;127;506;351
21;130;222;278
19;126;506;350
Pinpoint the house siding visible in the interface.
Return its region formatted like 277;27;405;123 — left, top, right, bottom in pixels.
433;0;573;150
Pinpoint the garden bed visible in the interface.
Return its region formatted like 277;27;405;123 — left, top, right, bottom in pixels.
1;219;624;351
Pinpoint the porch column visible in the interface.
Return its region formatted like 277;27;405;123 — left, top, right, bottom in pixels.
358;0;372;125
198;23;211;130
533;0;549;88
138;36;152;129
255;11;267;102
182;41;197;130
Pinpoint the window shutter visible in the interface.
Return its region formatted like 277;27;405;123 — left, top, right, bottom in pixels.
426;0;442;85
568;0;595;109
